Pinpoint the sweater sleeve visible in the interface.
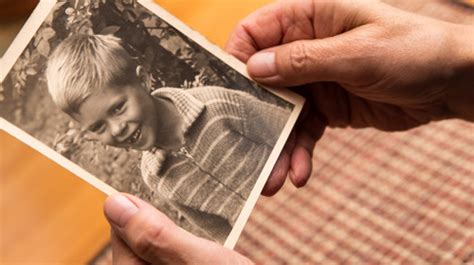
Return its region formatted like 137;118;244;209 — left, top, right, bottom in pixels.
187;86;291;147
236;91;292;147
170;201;232;244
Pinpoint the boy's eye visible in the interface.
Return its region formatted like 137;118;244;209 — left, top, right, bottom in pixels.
113;102;126;115
90;122;105;133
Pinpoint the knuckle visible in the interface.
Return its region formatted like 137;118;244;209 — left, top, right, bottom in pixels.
133;223;167;258
288;41;311;74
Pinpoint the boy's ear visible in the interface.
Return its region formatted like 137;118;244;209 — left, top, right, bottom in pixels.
136;65;152;92
135;65;143;79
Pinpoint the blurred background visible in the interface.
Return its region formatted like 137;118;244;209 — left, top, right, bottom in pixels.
1;0;473;264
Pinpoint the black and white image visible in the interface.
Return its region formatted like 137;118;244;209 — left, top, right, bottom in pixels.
0;0;303;247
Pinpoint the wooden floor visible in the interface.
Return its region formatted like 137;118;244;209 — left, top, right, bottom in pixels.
0;130;110;264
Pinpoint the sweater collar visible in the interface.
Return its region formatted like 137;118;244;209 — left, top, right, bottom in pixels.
141;88;205;177
151;87;205;134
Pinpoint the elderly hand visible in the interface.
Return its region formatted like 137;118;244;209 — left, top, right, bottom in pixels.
103;193;253;265
227;0;474;196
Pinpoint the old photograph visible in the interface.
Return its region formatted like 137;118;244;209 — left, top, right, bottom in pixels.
0;0;303;247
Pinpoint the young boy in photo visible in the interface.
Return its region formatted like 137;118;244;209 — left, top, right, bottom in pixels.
46;34;290;243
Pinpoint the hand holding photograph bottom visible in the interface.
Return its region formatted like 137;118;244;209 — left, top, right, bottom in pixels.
0;0;302;249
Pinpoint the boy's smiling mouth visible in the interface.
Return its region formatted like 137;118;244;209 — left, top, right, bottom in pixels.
126;125;142;145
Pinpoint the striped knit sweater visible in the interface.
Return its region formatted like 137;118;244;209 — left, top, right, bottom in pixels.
140;86;290;243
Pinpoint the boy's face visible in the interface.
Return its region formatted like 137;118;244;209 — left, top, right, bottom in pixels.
73;84;159;151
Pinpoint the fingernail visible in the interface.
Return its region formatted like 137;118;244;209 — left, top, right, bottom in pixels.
247;52;276;78
104;194;138;227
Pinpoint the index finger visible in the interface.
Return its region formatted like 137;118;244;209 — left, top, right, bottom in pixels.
225;1;316;62
111;229;147;265
225;0;381;62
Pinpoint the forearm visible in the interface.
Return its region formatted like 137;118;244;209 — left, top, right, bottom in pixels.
444;24;474;122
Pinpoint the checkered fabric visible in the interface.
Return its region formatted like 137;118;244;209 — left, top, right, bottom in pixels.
235;120;474;264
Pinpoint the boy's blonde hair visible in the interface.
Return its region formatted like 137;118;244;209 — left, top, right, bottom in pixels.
46;34;137;114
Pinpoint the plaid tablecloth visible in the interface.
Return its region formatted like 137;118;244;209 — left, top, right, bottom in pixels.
236;120;473;264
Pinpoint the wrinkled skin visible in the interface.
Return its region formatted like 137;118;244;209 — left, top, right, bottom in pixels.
225;0;473;196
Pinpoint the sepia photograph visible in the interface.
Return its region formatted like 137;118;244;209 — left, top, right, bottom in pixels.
0;0;303;247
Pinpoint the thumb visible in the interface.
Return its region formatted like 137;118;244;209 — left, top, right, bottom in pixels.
104;193;253;265
246;29;377;87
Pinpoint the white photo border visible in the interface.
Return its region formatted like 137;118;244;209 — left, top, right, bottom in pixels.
0;0;305;249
